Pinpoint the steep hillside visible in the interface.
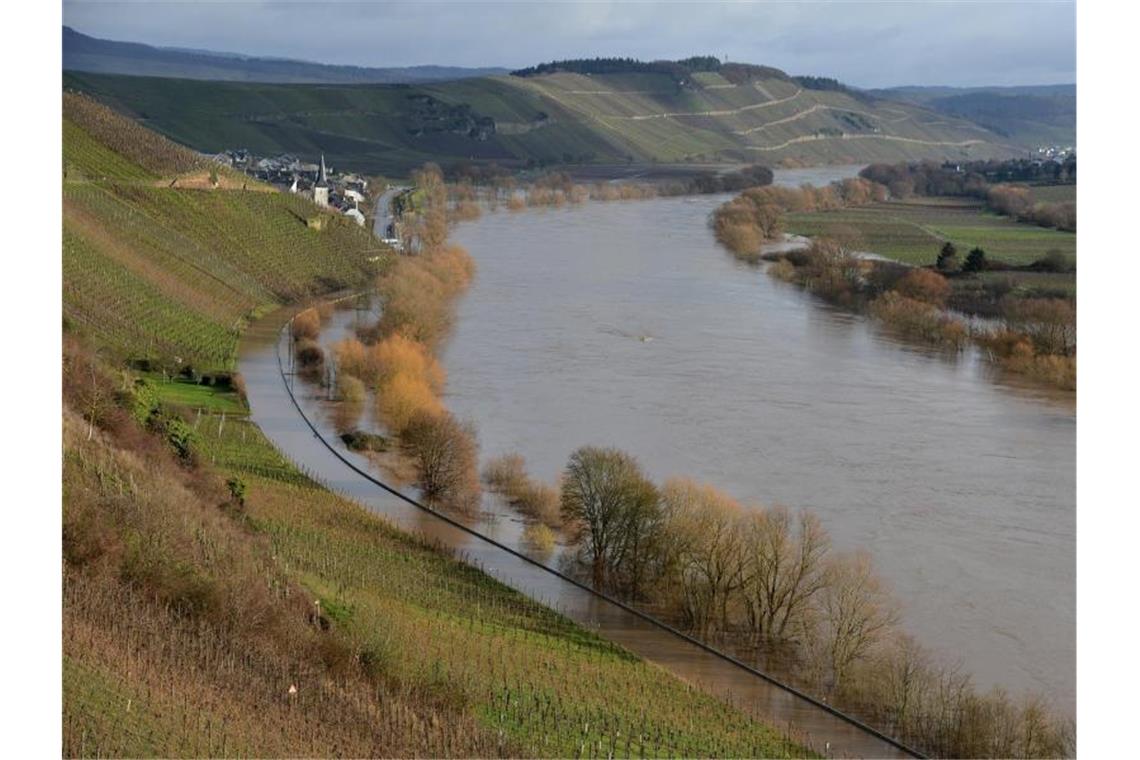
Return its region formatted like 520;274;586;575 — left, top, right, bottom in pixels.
64;26;507;84
871;84;1075;147
65;64;1016;174
61;95;811;758
63;92;382;370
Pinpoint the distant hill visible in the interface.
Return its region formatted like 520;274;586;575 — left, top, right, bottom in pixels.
63;26;507;84
869;84;1075;147
65;59;1017;175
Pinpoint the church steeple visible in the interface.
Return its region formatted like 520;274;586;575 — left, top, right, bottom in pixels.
316;154;329;188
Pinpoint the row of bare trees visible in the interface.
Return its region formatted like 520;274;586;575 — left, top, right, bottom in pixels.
987;184;1077;232
559;448;893;693
712;178;888;261
557;446;1072;757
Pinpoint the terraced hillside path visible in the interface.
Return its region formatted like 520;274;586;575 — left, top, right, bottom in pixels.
746;133;988;152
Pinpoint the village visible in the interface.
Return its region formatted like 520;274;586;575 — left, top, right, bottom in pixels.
211;149;373;226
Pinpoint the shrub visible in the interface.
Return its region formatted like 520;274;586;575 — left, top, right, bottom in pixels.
766;258;797;282
1032;250;1072;273
376;262;453;347
376;373;443;434
1001;297;1076;356
402;411;481;513
451;200;481;221
370;334;446;393
523;522;557;556
864;260;910;295
798;238;863;305
420;244;476;299
870;292;968;348
226;477;247;507
144;405;200;466
484;454;561;528
513;481;562;528
986;184;1032;218
339;430;388;452
483;454;528;493
976;327;1076;390
292;307;322;341
1029;201;1076;232
333;338;372;383
294;339;325;371
716;222;763;259
337;373;366;403
894;268;951;306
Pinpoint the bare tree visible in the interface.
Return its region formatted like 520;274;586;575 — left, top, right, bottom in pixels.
560;447;658;591
816;550;899;694
741;506;830;646
659;479;746;636
876;633;933;739
402;411;481;514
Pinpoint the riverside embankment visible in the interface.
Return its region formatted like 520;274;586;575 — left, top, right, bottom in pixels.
443;169;1074;715
238;306;918;758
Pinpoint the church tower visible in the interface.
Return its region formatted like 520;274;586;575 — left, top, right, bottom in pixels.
313;154;330;208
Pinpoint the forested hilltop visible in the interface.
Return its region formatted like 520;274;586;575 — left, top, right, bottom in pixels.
64;54;1014;175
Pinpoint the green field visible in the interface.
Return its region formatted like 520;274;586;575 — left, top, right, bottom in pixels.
787;198;1076;266
65;68;1014;174
1029;183;1077;203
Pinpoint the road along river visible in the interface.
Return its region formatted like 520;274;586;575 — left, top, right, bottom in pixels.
443;168;1074;716
239;307;916;759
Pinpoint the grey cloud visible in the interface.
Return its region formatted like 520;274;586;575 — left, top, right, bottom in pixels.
63;0;1075;87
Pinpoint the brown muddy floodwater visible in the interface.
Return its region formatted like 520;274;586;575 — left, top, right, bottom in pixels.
240;307;913;759
441;167;1075;715
238;166;1072;756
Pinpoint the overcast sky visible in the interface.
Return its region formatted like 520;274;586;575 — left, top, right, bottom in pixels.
62;1;1075;88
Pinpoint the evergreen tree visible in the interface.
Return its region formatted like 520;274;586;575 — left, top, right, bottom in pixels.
963;246;988;273
936;241;959;271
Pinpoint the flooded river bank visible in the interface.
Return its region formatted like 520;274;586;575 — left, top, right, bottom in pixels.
239;306;915;758
442;168;1075;714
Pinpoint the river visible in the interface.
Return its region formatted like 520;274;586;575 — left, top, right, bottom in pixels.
240;302;916;758
440;167;1075;715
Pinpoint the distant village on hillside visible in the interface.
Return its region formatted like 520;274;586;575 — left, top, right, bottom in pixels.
210;150;372;226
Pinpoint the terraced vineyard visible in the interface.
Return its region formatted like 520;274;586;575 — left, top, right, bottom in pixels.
198;418;812;758
64;66;1014;174
63;93;383;370
63;370;812;757
787;197;1077;266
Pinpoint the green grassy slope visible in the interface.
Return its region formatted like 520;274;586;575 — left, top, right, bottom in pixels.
62;93;811;758
869;85;1076;148
63;92;382;370
64;393;808;758
65;68;1016;174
